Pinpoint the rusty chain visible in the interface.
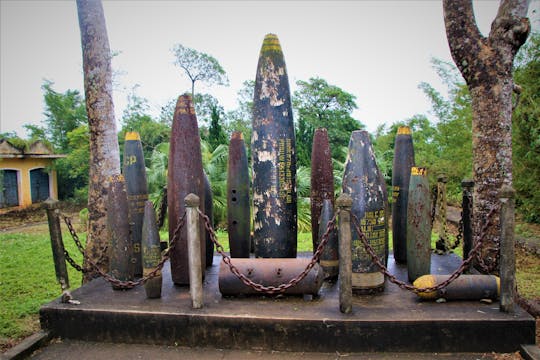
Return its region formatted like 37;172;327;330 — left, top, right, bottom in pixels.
156;186;168;230
61;212;184;289
198;208;337;295
350;206;497;294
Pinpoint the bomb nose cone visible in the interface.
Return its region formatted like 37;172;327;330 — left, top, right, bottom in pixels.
260;33;282;54
231;131;244;141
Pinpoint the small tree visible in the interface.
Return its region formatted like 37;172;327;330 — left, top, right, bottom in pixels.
171;44;229;96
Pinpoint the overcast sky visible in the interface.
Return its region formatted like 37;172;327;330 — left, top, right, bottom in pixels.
1;0;538;137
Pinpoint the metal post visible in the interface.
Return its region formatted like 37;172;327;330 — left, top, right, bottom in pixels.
435;174;448;253
337;193;353;314
44;198;71;302
185;193;203;309
461;179;474;272
499;185;516;313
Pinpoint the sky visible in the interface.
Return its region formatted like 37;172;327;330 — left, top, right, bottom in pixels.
1;0;539;137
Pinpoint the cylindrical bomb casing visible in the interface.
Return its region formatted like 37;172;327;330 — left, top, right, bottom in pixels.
319;199;338;280
252;33;297;259
218;258;323;296
168;94;206;285
123;131;148;277
392;126;415;264
406;167;432;282
142;201;162;298
204;173;214;267
108;174;133;289
311;128;335;251
227;131;251;258
414;275;500;300
342;130;388;293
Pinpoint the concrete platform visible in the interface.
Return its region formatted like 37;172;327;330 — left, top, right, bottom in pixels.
40;253;535;353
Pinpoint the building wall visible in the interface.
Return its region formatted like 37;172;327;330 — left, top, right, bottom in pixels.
1;157;58;208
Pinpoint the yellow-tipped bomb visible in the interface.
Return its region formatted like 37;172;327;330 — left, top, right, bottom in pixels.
414;275;500;300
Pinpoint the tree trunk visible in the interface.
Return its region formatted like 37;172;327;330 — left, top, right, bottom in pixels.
77;0;120;282
443;0;530;272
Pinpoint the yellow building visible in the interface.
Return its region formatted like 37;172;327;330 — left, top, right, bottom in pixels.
0;139;65;209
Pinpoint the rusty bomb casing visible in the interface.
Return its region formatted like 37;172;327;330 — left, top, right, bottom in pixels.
392;126;415;264
107;174;133;289
168;94;206;285
252;33;297;258
414;274;500;301
319;198;339;280
227;131;251;258
218;258;323;296
406;167;432;282
204;173;214;267
342;130;388;293
142;201;162;298
123;131;149;277
311;128;335;251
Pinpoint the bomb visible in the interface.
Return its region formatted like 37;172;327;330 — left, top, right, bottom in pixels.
392;126;415;264
204;173;214;267
142;201;162;298
168;94;206;285
318;198;338;280
311;128;335;251
252;33;297;258
227;131;251;258
342;130;388;293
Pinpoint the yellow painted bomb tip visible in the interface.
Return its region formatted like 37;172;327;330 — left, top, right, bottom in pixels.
261;33;282;54
411;167;427;176
397;126;412;135
125;131;140;141
413;275;438;299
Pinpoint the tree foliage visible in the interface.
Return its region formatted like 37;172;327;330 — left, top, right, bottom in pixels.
172;44;229;96
513;32;540;222
293;77;363;166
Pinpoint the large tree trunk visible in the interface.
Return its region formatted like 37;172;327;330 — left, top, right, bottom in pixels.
77;0;120;282
443;0;529;272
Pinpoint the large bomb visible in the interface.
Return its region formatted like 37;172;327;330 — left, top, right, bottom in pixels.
204;173;214;267
392;126;415;264
227;131;251;258
319;198;338;280
342;130;388;293
168;94;206;285
123;131;148;277
311;128;335;251
252;33;297;258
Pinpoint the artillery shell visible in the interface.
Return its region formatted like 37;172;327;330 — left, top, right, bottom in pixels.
142;201;162;298
311;128;335;251
123;131;148;277
414;275;500;300
204;173;214;267
107;174;133;289
252;33;297;258
318;198;338;280
406;167;432;282
168;94;206;285
218;258;323;296
392;126;415;264
342;130;388;293
227;131;250;258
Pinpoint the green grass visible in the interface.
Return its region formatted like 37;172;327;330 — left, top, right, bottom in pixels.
0;231;84;345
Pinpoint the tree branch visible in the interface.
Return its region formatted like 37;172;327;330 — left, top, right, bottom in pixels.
489;0;530;54
442;0;484;84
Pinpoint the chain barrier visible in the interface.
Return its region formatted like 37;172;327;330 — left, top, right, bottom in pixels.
349;206;496;294
61;212;184;289
473;204;500;274
199;208;337;295
156;186;168;230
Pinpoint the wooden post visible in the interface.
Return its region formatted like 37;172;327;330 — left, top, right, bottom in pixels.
185;193;203;309
44;198;71;302
337;193;353;314
499;185;516;313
